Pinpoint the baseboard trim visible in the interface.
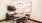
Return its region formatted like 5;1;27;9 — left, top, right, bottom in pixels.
28;18;42;23
0;19;6;22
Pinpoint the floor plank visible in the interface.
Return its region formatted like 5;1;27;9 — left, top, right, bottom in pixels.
0;20;37;23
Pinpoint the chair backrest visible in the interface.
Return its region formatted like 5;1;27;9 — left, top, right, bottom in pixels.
7;5;16;11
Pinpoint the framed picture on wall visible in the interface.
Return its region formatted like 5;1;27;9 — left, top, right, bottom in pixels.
22;1;32;13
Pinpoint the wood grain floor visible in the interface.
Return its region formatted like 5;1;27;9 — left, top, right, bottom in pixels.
0;20;37;23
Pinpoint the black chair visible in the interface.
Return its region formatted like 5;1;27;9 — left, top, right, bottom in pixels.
6;5;16;22
16;17;26;23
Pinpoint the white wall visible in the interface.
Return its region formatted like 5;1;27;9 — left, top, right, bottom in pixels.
30;0;42;22
0;0;42;22
0;0;7;20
